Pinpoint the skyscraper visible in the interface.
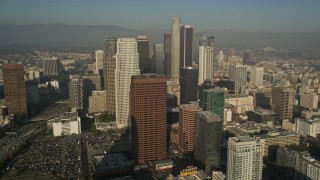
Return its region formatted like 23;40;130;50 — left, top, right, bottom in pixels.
136;35;150;74
218;50;224;67
271;87;295;124
194;111;223;174
200;87;226;123
95;50;104;74
69;74;83;110
153;44;164;74
164;33;172;77
180;25;193;68
243;50;254;65
179;104;202;153
104;37;117;115
198;46;214;85
131;75;167;164
250;67;264;86
115;38;140;128
192;32;202;65
170;17;181;83
43;58;58;76
3;64;28;117
180;66;198;104
228;64;248;94
227;136;264;180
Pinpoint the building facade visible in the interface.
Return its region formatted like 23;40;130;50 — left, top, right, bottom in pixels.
88;91;107;113
250;67;264;86
170;17;181;84
136;35;150;74
194;111;223;174
271;87;295;124
164;33;172;77
200;87;225;123
198;46;214;85
228;64;247;94
227;136;264;180
180;66;198;104
153;44;164;74
178;104;202;153
180;25;193;69
115;38;140;128
95;50;104;74
3;64;28;116
131;75;167;164
69;74;83;110
43;58;58;76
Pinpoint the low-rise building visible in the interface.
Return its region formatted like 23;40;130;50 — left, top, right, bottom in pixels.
295;118;320;138
51;111;81;136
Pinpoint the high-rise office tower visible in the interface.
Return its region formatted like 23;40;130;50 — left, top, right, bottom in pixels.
198;46;214;85
115;38;140;128
250;67;264;86
69;74;83;110
3;64;28;117
131;75;167;164
153;44;164;74
43;58;58;76
199;36;215;47
227;136;264;180
271;87;295;124
136;36;150;74
228;64;248;94
200;87;225;123
170;17;181;83
192;32;202;65
180;25;193;69
179;104;202;153
243;50;254;65
180;66;198;104
164;33;172;77
95;50;104;74
104;37;117;115
194;111;223;174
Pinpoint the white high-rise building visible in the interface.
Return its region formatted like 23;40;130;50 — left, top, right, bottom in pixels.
250;67;264;86
198;46;214;85
227;136;264;180
115;38;140;128
95;50;104;74
43;57;58;76
228;64;248;94
170;17;181;84
218;50;224;66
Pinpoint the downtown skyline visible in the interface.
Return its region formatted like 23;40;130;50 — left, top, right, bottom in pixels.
1;0;320;33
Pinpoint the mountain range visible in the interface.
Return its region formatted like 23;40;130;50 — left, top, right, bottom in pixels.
0;23;319;49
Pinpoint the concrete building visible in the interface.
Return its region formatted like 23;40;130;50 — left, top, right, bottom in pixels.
194;111;222;174
180;25;193;69
95;50;104;74
276;147;320;180
170;17;181;84
192;32;202;65
295;118;320;138
247;108;276;127
52;111;81;136
3;64;28;116
256;131;300;157
300;93;318;110
212;171;226;180
227;136;263;180
136;35;150;74
69;74;83;110
43;57;58;76
131;75;167;164
271;87;295;124
301;110;320;119
250;67;264;86
164;33;172;77
243;50;253;65
88;91;107;113
115;38;140;128
226;95;254;114
180;66;198;104
153;44;164;74
198;46;214;85
228;64;247;94
178;104;202;153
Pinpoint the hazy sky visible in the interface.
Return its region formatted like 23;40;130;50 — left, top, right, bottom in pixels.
1;0;319;32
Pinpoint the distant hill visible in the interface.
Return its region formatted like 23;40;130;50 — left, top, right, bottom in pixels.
0;23;319;49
